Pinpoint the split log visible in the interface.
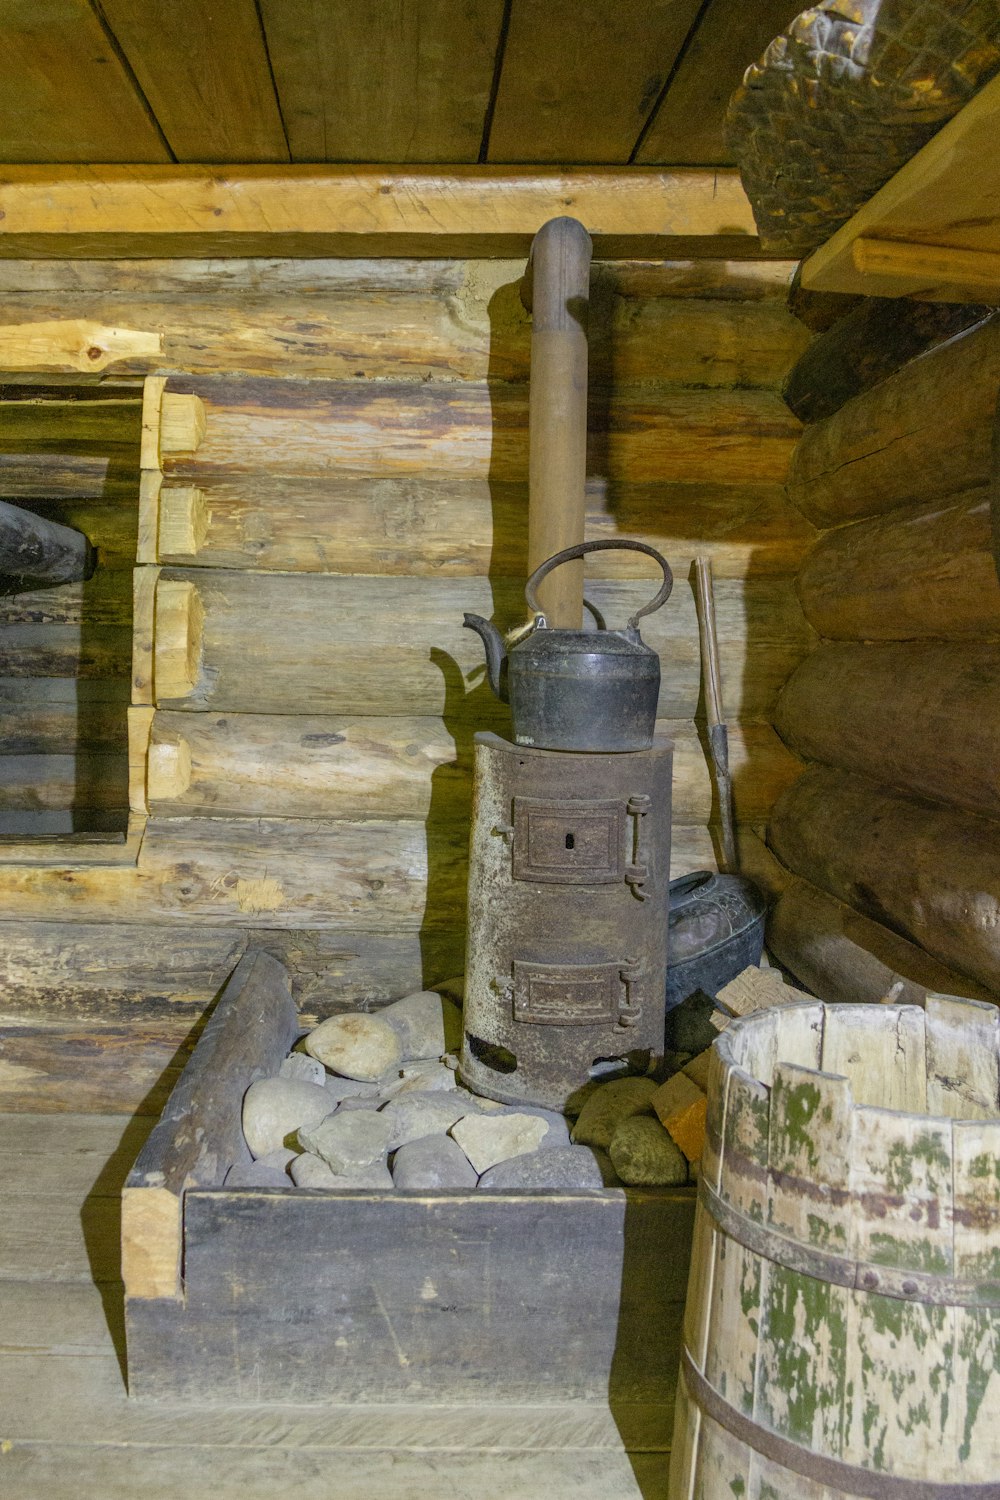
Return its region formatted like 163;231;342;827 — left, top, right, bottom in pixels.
0;677;130;752
767;876;995;1007
768;765;1000;993
783;300;994;424
0;919;467;1021
775;641;1000;821
0;500;94;590
149;568;813;721
786;316;1000;526
153;473;815;579
161;376;801;488
144;709;801;825
796;488;1000;639
0;815;717;929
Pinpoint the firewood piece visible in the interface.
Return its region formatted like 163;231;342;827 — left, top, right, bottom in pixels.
0;499;94;591
715;964;796;1018
681;1049;713;1092
786;316;1000;527
783;299;994;424
651;1072;707;1163
769;765;1000;995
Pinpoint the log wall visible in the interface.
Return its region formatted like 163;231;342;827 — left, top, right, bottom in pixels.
770;312;1000;1004
0;256;812;1089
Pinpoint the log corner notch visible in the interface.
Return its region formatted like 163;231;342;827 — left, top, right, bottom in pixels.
0;166;762;259
0;498;95;592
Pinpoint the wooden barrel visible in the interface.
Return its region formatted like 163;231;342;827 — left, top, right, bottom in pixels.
668;997;1000;1498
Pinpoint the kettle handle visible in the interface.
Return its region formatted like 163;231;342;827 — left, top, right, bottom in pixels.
524;539;673;628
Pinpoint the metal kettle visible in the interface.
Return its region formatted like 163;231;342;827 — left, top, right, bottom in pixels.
463;538;673;752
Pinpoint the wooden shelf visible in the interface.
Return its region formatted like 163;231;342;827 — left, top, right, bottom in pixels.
801;69;1000;302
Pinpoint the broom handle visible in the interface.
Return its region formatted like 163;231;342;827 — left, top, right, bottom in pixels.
694;557;739;874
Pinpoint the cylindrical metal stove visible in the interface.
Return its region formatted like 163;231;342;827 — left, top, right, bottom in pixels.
460;731;673;1109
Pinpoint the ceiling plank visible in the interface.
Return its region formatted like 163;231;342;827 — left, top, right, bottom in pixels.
95;0;289;163
0;165;761;259
487;0;703;164
636;0;802;166
259;0;506;163
0;0;170;163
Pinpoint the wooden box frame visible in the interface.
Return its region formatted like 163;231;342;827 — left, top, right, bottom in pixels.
122;950;695;1405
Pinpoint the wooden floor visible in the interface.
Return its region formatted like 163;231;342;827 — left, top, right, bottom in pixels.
0;1105;672;1499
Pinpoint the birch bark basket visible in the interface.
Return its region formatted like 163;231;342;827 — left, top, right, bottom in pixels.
669;997;1000;1497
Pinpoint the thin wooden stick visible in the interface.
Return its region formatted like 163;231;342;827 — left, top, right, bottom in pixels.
694;556;738;873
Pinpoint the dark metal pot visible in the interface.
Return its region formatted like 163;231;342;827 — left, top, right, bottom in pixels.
463;538;673;752
666;869;768;1010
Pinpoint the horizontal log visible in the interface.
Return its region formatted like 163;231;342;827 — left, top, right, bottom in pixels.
145;710;802;825
0;920;467;1020
0;808;128;837
0;753;128;811
154;475;815;579
768;765;1000;993
782;300;994;424
0;501;93;591
0;815;718;928
767;876;996;1007
150;568;813;721
797;488;1000;639
0;677;130;753
0;165;759;259
786;317;1000;526
0;256;797;300
0;1015;198;1115
0;623;133;678
0;290;809;390
0;456;139;503
0;569;133;626
774;640;1000;821
162;376;801;487
0;399;142;449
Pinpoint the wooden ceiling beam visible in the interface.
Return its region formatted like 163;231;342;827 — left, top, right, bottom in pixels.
0;165;761;259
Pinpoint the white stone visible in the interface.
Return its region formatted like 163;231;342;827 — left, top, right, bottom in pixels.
278;1053;326;1086
298;1109;393;1172
290;1153;393;1189
392;1134;478;1189
304;1012;402;1082
242;1078;332;1159
515;1106;572;1149
450;1112;549;1174
380;1092;469;1149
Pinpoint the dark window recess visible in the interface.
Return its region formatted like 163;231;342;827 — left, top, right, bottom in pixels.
0;384;143;842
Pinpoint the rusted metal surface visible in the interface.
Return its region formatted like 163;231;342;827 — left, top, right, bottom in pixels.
460;731;672;1109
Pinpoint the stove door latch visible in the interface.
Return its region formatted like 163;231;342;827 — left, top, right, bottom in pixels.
618;958;644;1026
624;794;651;900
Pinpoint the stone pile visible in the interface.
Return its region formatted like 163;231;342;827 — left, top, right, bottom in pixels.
231;983;696;1192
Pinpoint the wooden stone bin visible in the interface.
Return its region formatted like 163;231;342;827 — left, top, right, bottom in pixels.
122;950;696;1406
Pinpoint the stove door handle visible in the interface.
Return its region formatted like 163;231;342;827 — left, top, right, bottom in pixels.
625;794;651;898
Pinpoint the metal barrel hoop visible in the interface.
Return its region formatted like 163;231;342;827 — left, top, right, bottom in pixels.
524;539;673;628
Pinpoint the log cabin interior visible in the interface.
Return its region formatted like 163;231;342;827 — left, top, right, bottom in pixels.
2;2;1000;1496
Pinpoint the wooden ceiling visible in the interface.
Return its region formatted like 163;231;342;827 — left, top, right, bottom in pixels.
2;0;802;167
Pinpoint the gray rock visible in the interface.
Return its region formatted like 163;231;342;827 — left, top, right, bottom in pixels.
380;1091;469;1149
224;1147;297;1188
571;1077;658;1149
380;989;462;1060
298;1109;393;1172
450;1112;549;1174
478;1145;610;1190
452;1087;508;1115
278;1053;326;1087
384;1059;459;1097
242;1077;332;1159
608;1115;689;1186
304;1012;402;1082
290;1153;393;1190
335;1096;383;1112
391;1134;479;1189
515;1105;571;1149
324;1074;381;1106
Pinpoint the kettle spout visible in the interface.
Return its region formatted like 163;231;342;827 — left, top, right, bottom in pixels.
463;613;509;701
